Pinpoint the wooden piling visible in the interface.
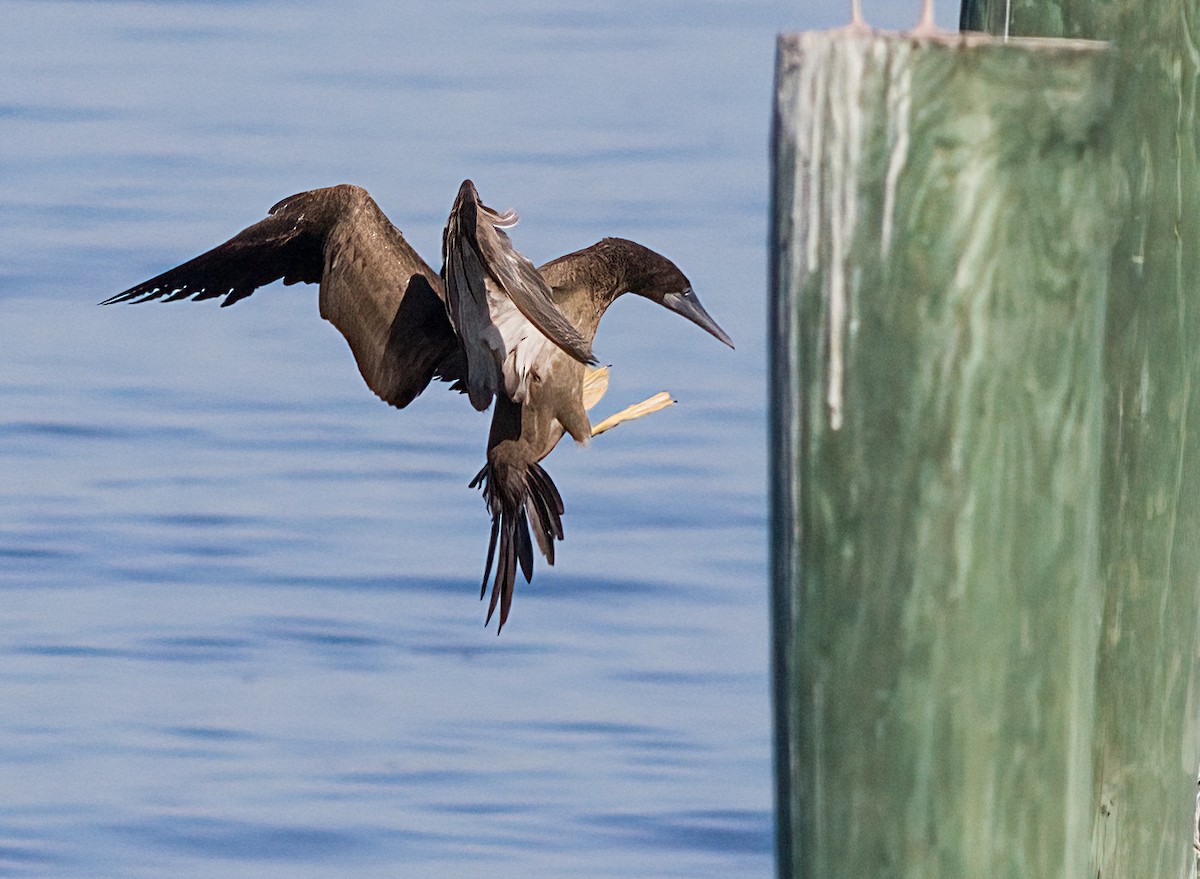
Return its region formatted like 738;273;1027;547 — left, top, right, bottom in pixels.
770;30;1117;878
960;4;1200;877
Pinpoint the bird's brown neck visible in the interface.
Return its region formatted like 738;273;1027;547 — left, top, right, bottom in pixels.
539;238;650;341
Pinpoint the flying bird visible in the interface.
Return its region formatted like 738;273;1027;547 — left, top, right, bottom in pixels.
103;181;733;630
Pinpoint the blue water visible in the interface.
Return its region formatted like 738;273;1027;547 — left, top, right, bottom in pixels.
0;1;954;876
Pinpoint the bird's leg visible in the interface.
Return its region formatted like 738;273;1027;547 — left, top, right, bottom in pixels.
844;0;871;33
910;0;941;36
590;392;675;437
581;365;610;411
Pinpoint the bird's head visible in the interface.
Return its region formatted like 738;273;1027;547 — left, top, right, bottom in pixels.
604;238;734;349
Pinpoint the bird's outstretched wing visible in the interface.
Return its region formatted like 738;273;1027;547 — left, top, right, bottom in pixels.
103;184;463;409
441;179;595;411
101;188;346;308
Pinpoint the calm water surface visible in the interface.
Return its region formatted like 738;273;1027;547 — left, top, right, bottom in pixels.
1;1;953;876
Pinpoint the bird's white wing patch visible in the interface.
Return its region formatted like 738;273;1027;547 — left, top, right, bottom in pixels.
490;292;561;403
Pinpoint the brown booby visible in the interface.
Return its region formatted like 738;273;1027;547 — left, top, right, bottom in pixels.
102;181;733;631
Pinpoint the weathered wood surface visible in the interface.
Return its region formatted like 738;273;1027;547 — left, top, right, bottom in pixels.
962;4;1200;877
771;29;1120;878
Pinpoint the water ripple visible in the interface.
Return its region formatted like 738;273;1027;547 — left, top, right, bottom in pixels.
112;816;371;862
586;808;773;855
0;421;124;440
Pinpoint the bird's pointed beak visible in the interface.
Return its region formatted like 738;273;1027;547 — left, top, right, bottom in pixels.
661;287;735;349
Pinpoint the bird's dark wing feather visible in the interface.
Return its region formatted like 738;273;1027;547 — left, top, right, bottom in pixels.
103;184;465;409
441;183;503;410
441;180;595;406
100;189;336;308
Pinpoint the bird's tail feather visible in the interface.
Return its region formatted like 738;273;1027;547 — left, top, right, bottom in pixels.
524;463;565;563
470;461;564;632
